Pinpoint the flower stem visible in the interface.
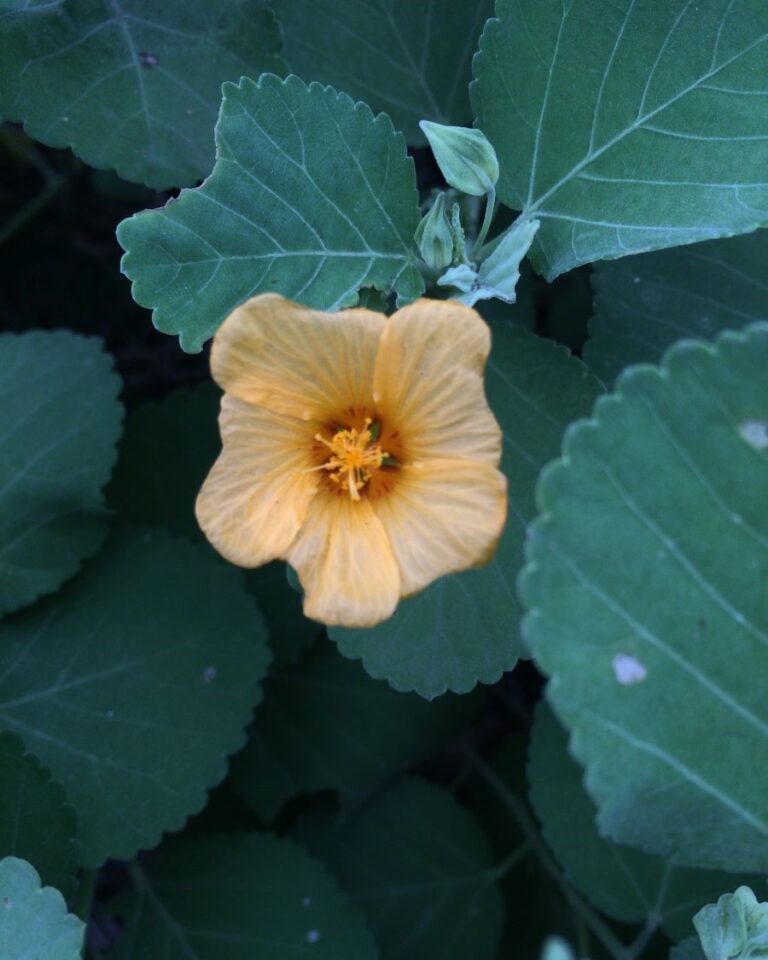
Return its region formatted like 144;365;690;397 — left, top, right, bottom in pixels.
467;750;632;960
0;174;66;246
472;187;496;256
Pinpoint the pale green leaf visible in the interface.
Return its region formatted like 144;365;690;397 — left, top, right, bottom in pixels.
273;0;493;143
0;331;122;618
694;887;768;960
528;703;761;941
107;383;318;665
330;322;603;699
230;640;481;820
108;832;378;960
0;732;79;898
587;230;768;382
0;858;84;960
117;73;423;352
0;0;285;189
473;0;768;279
0;527;270;867
521;324;768;872
297;777;505;960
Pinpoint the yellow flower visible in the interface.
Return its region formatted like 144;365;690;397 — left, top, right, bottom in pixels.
196;294;507;628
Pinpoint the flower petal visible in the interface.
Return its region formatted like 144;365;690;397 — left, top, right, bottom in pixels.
373;299;501;463
211;294;385;421
196;395;319;566
286;494;401;628
374;458;507;595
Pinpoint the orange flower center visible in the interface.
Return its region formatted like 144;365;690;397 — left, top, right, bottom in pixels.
313;418;387;500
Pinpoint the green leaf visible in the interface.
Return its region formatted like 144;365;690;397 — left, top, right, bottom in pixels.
520;323;768;873
108;383;318;665
108;832;378;959
230;640;482;820
528;703;761;941
472;0;768;280
587;231;768;382
694;887;768;960
117;73;423;352
0;527;270;867
0;857;84;960
273;0;494;144
0;0;285;189
330;322;603;699
0;331;122;618
0;732;79;898
296;777;505;960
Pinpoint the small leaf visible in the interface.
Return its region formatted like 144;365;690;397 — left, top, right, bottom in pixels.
0;331;122;618
0;732;80;898
528;703;761;941
230;640;482;820
108;832;378;959
108;383;318;665
330;322;603;698
521;323;768;872
473;0;768;279
297;777;505;960
0;0;285;189
694;887;768;960
0;527;270;867
117;74;423;352
272;0;494;143
587;231;768;382
0;857;84;960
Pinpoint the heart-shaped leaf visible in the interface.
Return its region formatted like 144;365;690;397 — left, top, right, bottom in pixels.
0;0;285;188
521;323;768;872
117;73;423;352
473;0;768;279
0;331;122;618
0;527;270;867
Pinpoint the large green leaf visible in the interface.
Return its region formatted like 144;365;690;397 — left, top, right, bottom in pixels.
108;832;378;959
108;383;318;665
0;732;79;898
230;640;481;820
0;527;270;867
521;324;768;873
528;703;760;941
0;0;284;189
297;778;505;960
472;0;768;280
273;0;493;143
330;321;603;699
586;231;768;382
0;331;122;618
117;73;423;352
0;857;84;960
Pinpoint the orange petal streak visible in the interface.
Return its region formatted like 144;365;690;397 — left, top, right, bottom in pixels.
286;493;401;628
373;299;501;463
373;458;508;595
195;395;319;567
211;294;384;422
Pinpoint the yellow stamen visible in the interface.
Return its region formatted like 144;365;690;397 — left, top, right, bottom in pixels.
311;418;386;500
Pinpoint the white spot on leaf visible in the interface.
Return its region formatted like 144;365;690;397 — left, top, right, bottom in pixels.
202;666;216;684
612;653;647;685
306;930;320;944
740;420;768;451
302;896;312;907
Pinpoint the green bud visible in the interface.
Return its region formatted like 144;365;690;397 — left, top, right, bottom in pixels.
419;120;499;196
449;201;469;264
415;192;453;271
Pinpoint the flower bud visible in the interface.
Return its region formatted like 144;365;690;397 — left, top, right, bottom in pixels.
419;121;499;196
415;192;454;271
